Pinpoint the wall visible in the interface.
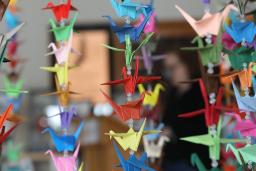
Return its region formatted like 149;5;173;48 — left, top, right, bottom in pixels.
0;0;219;89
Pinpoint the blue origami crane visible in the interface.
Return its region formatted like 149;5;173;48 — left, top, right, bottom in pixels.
224;18;256;44
232;79;256;112
103;10;152;43
4;10;20;31
110;0;152;20
42;122;84;152
113;142;155;171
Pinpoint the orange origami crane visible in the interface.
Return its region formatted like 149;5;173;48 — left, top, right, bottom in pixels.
101;58;160;96
101;90;145;121
175;4;237;37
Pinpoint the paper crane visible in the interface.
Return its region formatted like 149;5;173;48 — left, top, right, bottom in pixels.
0;124;18;145
40;63;68;86
101;90;145;121
42;122;84;152
2;76;28;98
190;153;221;171
46;31;80;64
113;141;155;171
1;22;24;48
178;79;232;127
137;11;157;34
0;0;10;21
138;83;165;108
144;123;164;141
49;106;77;130
103;10;152;44
223;47;256;70
226;144;256;165
105;119;160;152
43;0;78;22
49;13;77;42
180;117;246;161
226;112;256;137
4;9;20;30
110;0;151;20
45;143;80;171
101;57;161;96
41;76;79;107
103;32;154;68
181;31;222;66
175;4;237;37
7;39;19;56
143;135;169;159
138;45;166;75
232;81;256;112
6;140;21;162
224;18;256;44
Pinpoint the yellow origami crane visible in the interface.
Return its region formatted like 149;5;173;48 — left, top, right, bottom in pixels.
78;163;84;171
105;119;160;152
40;63;68;86
138;83;165;108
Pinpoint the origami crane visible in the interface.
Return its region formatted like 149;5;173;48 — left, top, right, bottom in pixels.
40;63;68;86
143;135;169;159
223;47;256;70
175;4;236;37
226;144;256;165
137;11;157;34
1;22;24;48
49;13;77;42
0;124;18;145
178;79;231;127
0;0;10;21
181;31;222;66
110;0;151;20
42;76;79;107
6;140;21;162
138;45;166;75
103;10;152;43
49;106;77;130
144;123;164;141
42;122;84;152
190;153;221;171
4;9;20;30
180;117;246;161
224;18;256;44
46;31;80;64
43;0;78;22
105;119;160;152
103;32;154;68
113;141;155;171
101;57;161;96
45;143;80;171
232;81;256;112
7;39;19;56
138;83;165;108
226;112;256;137
101;90;144;121
2;76;28;98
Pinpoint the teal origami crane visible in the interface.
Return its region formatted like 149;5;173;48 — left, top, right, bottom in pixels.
191;153;220;171
49;13;77;41
180;117;246;161
181;31;222;66
223;47;256;70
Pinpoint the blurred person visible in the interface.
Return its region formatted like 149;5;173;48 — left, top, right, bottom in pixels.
154;42;210;171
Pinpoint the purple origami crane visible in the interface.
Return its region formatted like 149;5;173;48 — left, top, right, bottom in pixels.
59;107;77;130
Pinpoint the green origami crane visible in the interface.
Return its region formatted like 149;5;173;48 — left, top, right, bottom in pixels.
223;47;256;70
6;140;21;163
103;32;154;68
181;31;222;66
49;13;77;42
2;77;27;98
226;144;256;165
180;117;246;161
191;153;220;171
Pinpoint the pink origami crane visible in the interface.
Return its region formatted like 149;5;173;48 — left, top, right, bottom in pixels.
226;112;256;137
45;31;80;64
137;11;157;34
45;143;80;171
175;4;237;37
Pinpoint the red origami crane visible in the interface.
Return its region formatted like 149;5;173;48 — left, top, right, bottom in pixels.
101;90;145;121
42;0;78;22
178;79;233;127
101;58;161;96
